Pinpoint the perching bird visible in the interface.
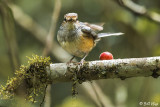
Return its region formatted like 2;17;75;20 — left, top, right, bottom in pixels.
57;13;123;64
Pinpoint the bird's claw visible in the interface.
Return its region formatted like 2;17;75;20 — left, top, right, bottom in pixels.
77;59;85;71
79;59;85;66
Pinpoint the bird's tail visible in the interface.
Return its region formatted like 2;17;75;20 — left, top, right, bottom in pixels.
98;32;124;38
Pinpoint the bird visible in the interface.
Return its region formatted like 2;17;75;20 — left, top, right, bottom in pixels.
57;13;123;64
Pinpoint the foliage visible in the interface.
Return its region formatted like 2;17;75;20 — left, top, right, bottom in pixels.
0;0;160;106
0;55;51;103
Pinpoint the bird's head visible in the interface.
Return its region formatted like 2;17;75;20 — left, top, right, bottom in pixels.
64;13;78;22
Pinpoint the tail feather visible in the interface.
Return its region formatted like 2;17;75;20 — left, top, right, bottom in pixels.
98;32;124;38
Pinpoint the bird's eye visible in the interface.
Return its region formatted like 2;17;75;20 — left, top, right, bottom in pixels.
64;18;67;21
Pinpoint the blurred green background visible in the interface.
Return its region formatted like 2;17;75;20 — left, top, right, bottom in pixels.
0;0;160;107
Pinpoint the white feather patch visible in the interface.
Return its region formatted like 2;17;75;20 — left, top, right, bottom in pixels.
98;32;124;38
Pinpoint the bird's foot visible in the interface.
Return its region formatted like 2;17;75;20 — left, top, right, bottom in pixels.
77;59;85;71
79;59;85;66
66;56;76;66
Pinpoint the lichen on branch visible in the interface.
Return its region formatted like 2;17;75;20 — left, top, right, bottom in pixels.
48;57;160;83
0;55;51;102
1;56;160;102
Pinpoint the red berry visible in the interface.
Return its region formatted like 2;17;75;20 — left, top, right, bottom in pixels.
99;52;113;60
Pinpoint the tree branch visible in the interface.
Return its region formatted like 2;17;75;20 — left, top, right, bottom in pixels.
47;57;160;83
43;0;61;56
81;82;114;107
0;1;20;73
9;3;72;62
42;0;61;107
115;0;160;24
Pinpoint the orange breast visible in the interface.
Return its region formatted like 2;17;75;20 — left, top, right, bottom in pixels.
77;35;94;53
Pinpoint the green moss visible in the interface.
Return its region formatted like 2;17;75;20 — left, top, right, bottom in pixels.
0;55;51;102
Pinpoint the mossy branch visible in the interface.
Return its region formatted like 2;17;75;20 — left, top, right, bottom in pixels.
48;56;160;83
0;55;52;102
1;56;160;102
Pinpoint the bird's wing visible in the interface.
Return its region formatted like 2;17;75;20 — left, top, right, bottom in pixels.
83;22;104;31
80;23;98;40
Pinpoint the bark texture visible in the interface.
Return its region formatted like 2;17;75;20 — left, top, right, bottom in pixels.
47;57;160;83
